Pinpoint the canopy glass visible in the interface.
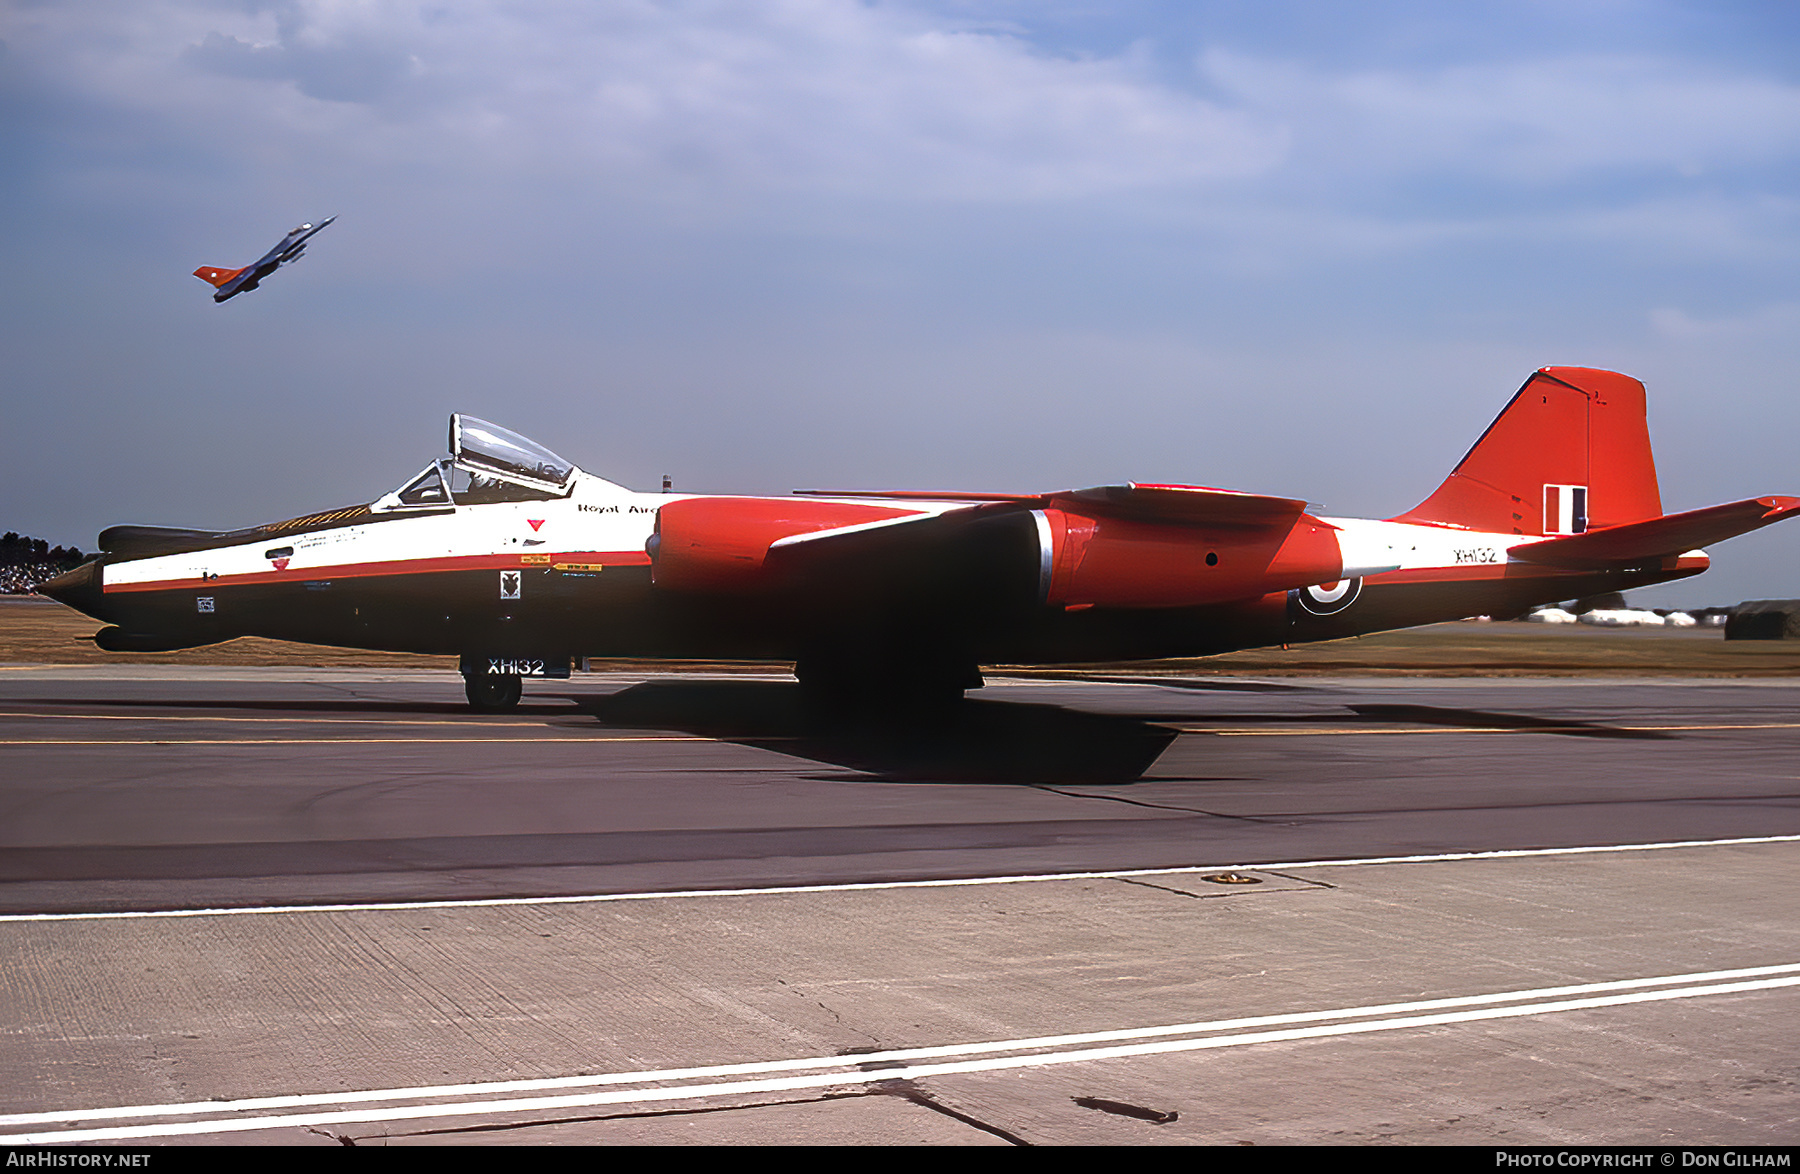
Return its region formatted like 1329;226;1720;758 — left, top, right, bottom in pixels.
374;417;579;511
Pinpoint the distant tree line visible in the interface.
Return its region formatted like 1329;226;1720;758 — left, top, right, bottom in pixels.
1;532;85;567
1;532;89;595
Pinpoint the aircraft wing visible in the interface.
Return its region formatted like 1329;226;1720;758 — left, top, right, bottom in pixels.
1511;496;1800;568
264;216;336;267
97;524;229;560
794;483;1312;529
762;500;1039;608
1048;484;1312;529
765;484;1322;609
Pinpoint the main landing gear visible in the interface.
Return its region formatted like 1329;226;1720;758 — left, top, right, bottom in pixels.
794;650;982;715
464;673;522;713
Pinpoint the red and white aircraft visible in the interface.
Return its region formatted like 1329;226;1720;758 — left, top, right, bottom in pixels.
193;216;335;303
41;367;1800;710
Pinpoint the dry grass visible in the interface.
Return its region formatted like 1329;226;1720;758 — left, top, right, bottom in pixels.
6;596;1800;677
0;597;453;669
1003;622;1800;678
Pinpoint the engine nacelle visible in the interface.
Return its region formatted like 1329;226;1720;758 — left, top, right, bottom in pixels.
650;496;1346;609
1038;508;1344;608
649;496;916;593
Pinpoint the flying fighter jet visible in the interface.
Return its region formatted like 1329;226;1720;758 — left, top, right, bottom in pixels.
192;216;336;302
40;367;1800;711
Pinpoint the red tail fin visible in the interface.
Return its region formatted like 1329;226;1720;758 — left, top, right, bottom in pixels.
193;266;246;288
1393;367;1663;535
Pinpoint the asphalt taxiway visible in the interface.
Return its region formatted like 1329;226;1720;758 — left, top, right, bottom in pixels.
1;667;1795;1144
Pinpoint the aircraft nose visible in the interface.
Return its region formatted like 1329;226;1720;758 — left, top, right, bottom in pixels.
38;560;104;619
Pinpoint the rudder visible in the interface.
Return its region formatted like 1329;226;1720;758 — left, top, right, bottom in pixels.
1393;367;1662;536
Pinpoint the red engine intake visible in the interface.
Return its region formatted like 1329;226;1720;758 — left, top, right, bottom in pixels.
649;497;916;593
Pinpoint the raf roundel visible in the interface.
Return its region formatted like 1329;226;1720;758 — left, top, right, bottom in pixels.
1296;577;1362;616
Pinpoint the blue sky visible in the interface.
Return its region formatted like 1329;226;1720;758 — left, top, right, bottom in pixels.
4;1;1798;604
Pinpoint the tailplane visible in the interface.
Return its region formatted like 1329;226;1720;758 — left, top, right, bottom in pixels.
1513;496;1800;568
1394;367;1663;535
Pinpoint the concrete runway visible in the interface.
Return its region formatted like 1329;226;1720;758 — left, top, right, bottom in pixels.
1;666;1796;1145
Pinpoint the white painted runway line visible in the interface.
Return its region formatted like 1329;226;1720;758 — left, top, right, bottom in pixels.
4;964;1795;1143
1;834;1793;924
1191;722;1800;735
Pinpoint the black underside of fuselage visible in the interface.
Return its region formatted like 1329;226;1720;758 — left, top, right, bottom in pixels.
43;553;1702;669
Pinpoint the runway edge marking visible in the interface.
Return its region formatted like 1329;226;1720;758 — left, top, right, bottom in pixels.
5;963;1796;1132
1;834;1795;924
6;971;1798;1144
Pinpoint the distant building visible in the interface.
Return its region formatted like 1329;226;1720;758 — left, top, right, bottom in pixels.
1579;608;1666;627
1725;600;1800;641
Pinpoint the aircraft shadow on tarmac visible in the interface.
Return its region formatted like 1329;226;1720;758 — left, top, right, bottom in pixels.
1107;702;1673;741
562;680;1181;786
23;686;1672;796
1343;704;1674;739
552;681;1676;785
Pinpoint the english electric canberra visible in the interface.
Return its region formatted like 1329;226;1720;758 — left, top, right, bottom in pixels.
42;367;1800;710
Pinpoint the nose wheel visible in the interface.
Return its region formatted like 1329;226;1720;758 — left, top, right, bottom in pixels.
464;673;522;713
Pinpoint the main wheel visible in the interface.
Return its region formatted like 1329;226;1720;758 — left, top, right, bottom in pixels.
464;673;523;713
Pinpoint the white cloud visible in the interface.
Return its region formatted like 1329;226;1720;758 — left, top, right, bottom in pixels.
8;1;1289;202
14;2;1800;267
1649;301;1800;341
1202;48;1800;184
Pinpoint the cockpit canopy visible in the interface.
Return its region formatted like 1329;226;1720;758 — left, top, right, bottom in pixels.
374;415;580;512
451;415;574;492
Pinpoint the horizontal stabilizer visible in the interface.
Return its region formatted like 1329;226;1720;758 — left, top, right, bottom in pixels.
193;266;246;288
1512;496;1800;568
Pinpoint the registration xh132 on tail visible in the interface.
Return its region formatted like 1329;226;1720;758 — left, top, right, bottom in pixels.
42;368;1800;711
